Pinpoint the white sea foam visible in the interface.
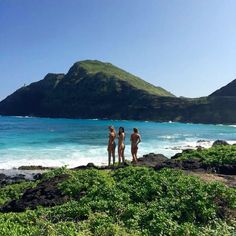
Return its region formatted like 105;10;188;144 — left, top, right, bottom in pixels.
1;117;236;169
0;142;177;169
1;139;236;169
14;116;33;119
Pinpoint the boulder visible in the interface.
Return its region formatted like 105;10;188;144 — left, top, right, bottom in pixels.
181;158;203;170
137;153;168;167
171;152;182;159
18;165;53;170
155;158;203;171
73;162;99;170
212;140;229;147
215;164;236;175
155;159;181;170
0;173;28;188
182;149;194;154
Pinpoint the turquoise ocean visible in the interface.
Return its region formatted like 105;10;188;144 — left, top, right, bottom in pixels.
0;116;236;169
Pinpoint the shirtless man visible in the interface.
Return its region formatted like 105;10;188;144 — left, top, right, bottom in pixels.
118;127;125;165
130;128;141;163
107;126;116;166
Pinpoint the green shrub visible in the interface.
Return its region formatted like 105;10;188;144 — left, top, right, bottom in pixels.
177;145;236;165
0;167;235;235
0;181;37;206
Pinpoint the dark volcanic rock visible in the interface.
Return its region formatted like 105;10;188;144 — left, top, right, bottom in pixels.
33;173;43;180
137;153;168;167
215;164;236;175
0;173;7;180
181;158;203;170
171;152;182;159
212;140;229;147
155;157;236;175
73;162;99;170
1;174;70;212
155;159;181;170
155;158;203;171
0;173;28;187
18;165;54;170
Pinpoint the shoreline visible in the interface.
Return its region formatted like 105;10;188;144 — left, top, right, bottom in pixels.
0;139;236;177
1;114;236;126
1;139;235;171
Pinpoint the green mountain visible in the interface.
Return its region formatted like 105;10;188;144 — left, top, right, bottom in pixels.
68;60;174;97
0;60;236;124
0;60;173;119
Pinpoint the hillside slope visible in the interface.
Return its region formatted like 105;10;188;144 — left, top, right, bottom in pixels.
0;60;236;124
0;60;175;119
210;79;236;97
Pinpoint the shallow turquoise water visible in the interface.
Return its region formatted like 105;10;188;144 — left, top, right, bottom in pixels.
0;116;236;169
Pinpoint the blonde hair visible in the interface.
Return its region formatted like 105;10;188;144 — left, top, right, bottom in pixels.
109;126;115;132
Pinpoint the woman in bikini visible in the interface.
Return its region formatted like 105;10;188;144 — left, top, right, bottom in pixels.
118;127;125;165
107;126;116;166
130;128;141;163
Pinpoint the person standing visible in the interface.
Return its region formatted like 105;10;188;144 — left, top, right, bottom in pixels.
118;127;125;165
130;128;141;163
107;126;116;166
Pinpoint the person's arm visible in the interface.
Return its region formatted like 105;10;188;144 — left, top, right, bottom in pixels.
137;134;141;145
108;133;112;149
122;133;125;142
111;134;115;143
109;133;115;145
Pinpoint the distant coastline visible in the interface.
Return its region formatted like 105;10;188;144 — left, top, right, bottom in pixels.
1;60;236;124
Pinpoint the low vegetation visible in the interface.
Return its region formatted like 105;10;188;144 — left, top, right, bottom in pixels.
0;181;37;206
0;166;235;235
177;145;236;165
73;60;174;97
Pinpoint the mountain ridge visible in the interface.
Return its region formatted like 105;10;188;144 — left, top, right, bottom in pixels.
65;60;174;97
0;60;236;124
210;79;236;97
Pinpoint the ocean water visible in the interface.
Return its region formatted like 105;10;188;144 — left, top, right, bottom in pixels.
0;116;236;169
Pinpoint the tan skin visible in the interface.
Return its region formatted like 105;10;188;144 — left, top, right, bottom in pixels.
107;127;116;166
130;129;141;163
118;128;125;165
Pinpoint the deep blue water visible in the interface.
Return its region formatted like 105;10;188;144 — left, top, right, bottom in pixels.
0;116;236;169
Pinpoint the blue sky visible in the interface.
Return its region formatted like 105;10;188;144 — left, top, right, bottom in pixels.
1;0;236;100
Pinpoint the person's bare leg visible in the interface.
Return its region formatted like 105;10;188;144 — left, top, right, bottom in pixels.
131;150;134;162
108;150;111;166
112;149;115;166
121;148;125;164
118;148;121;165
132;148;137;163
134;149;138;163
131;149;135;163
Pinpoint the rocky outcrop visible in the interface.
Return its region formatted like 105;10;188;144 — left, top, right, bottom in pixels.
73;162;99;170
213;164;236;175
136;153;168;167
18;165;54;170
0;174;70;212
0;173;29;187
155;158;204;171
212;140;229;146
154;158;236;175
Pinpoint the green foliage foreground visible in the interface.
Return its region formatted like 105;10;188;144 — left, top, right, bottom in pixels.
0;167;235;236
